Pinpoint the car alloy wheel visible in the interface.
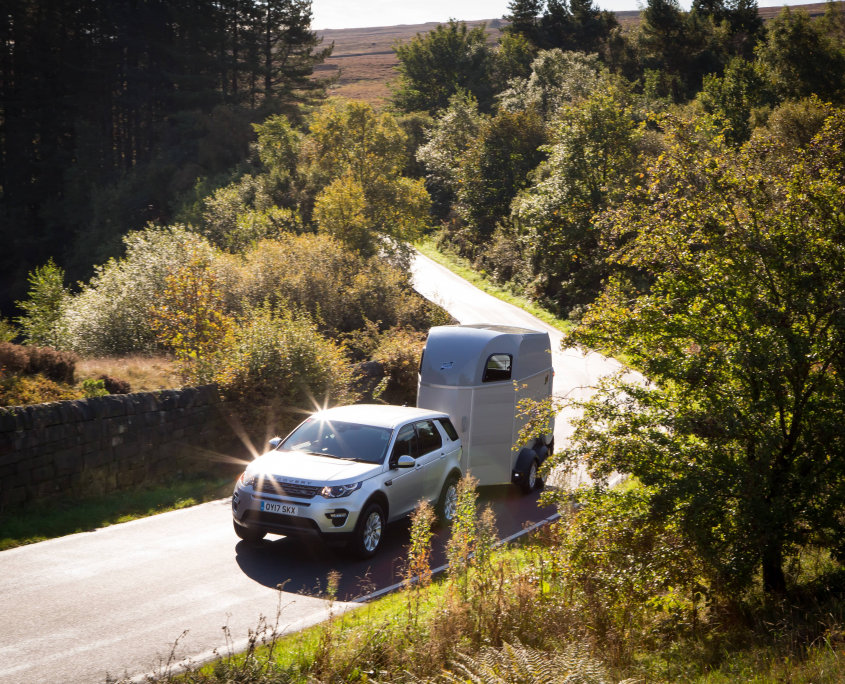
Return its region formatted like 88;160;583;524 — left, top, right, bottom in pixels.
438;477;459;524
353;502;386;558
363;510;383;552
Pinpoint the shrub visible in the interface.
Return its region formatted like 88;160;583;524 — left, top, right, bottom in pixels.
371;328;426;405
59;225;217;356
81;378;109;398
25;346;78;384
98;375;130;394
0;318;16;343
150;251;234;384
14;258;69;347
552;488;705;658
0;343;77;384
0;342;29;375
221;235;451;343
0;374;78;406
215;307;356;434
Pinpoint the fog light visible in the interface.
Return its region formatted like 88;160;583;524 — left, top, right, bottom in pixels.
325;509;349;527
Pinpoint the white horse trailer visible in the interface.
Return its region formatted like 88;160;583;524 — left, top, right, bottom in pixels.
416;324;554;492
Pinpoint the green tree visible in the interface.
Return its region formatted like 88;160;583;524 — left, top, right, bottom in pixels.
306;100;430;263
539;0;619;54
454;108;547;239
416;93;483;219
558;109;845;595
150;252;233;384
493;32;538;83
692;0;763;58
312;175;371;253
255;0;333;105
755;6;845;102
504;0;544;46
638;0;723;100
392;20;494;114
497;49;603;117
697;56;772;144
512;82;642;314
14;259;68;347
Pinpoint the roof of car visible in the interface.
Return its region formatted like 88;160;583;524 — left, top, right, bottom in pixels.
309;404;448;429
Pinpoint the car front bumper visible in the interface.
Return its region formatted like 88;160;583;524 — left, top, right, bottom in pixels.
232;484;365;541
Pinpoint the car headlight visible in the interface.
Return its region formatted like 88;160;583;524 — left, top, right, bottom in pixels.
320;482;362;498
238;470;256;488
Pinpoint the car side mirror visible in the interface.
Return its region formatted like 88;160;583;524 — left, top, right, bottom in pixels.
394;454;415;469
268;437;282;450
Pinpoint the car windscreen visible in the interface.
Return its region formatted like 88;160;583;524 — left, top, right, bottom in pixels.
281;417;393;464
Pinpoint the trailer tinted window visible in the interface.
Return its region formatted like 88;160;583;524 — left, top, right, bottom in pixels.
483;354;512;382
437;417;459;441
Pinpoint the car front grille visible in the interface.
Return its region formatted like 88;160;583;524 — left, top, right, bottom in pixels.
245;510;321;534
256;477;321;499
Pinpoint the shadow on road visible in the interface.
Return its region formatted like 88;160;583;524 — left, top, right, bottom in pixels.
234;485;557;601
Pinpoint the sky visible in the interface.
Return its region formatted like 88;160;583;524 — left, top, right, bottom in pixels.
311;0;813;30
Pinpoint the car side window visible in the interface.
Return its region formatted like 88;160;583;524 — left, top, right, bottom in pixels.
483;353;512;382
391;424;418;463
415;420;442;454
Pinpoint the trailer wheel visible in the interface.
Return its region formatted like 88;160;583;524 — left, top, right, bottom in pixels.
521;458;540;494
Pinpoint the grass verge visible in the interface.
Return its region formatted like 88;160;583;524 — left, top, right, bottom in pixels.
415;237;572;335
0;475;235;551
142;537;844;684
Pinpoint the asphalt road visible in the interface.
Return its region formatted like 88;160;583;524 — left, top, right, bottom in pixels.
0;251;614;684
411;252;625;486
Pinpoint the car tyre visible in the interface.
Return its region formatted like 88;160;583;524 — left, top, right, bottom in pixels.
351;502;385;558
233;519;266;543
520;457;540;494
436;475;460;526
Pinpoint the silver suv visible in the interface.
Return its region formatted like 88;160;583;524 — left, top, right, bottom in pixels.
232;404;463;557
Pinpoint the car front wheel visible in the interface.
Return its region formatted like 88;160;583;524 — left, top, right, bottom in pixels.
350;502;385;558
436;476;459;526
233;519;266;543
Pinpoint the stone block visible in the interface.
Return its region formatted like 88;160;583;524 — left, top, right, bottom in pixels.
3;487;27;505
54;448;83;476
158;390;178;411
31;465;55;484
0;408;19;433
84;449;112;470
88;395;126;419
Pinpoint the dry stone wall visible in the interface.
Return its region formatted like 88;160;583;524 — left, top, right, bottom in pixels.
0;385;234;508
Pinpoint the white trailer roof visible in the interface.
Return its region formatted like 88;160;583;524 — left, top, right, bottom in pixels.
419;324;552;387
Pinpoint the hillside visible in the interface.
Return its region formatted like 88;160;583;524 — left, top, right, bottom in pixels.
315;3;831;105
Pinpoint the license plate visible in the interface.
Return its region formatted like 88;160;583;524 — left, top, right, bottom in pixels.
259;501;297;515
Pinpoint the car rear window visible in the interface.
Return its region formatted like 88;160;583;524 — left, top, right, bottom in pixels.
415;420;443;453
437;417;459;441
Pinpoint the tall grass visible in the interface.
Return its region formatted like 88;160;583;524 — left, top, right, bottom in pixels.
76;354;181;392
126;479;844;684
